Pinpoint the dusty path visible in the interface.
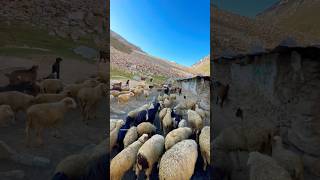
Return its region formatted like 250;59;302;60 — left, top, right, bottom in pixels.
110;86;211;180
0;55;107;179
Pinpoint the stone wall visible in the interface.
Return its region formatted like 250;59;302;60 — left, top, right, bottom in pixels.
0;0;107;47
213;46;320;157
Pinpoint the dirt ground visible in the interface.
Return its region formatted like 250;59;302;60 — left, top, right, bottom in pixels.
0;55;107;179
110;81;211;180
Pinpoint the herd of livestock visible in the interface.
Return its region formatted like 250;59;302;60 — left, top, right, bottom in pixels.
109;80;210;180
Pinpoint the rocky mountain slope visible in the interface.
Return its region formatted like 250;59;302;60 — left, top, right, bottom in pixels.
211;3;317;59
257;0;320;40
110;31;196;78
191;55;210;76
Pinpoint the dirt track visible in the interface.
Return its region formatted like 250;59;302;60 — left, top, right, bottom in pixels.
110;84;211;180
0;55;107;179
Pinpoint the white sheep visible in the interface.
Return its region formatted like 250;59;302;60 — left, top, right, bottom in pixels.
110;134;149;180
25;97;77;146
162;108;173;136
123;126;138;148
187;109;203;141
159;139;198;180
178;119;187;128
137;122;156;137
272;136;304;180
34;91;71;104
77;83;106;121
199;126;210;171
0;91;34;114
165;127;192;150
110;119;125;151
40;79;63;93
0;105;15;127
117;92;135;104
247;151;292;180
136;134;165;180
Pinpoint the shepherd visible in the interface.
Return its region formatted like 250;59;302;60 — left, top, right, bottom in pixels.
52;57;63;79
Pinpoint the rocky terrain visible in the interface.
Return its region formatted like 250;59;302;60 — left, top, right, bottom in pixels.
191;55;210;76
211;2;318;59
110;31;197;78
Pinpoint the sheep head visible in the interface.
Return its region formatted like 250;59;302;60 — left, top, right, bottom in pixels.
62;97;77;109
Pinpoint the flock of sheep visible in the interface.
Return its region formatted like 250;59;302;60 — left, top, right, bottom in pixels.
109;80;210;180
0;64;107;147
213;82;304;180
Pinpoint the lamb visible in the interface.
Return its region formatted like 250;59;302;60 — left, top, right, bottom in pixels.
164;127;192;150
123;126;138;148
247;151;292;180
117;92;135;104
136;134;165;180
137;122;156;137
178;119;187;128
110;119;125;151
272;136;304;180
159;139;198;180
0;91;35;114
199;126;210;171
25;97;77;146
110;134;149;180
34;91;72;104
187;109;203;141
0;105;15;127
5;65;38;85
40;79;64;93
77;83;106;121
162;108;173;136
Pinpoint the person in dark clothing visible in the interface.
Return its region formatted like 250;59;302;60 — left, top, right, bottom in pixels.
150;78;153;82
126;79;130;86
178;88;182;96
164;86;169;95
52;57;63;79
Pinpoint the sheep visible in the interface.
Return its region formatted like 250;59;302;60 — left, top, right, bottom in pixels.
40;79;64;93
0;105;15;127
163;98;171;108
137;122;156;137
199;126;210;171
54;153;90;179
162;108;173;136
216;83;229;108
143;90;150;99
159;139;198;180
0;91;35;114
5;65;38;85
187;109;203;141
214;124;275;170
247;151;292;180
159;108;168;121
110;119;125;151
110;134;149;180
178;119;187;128
117;92;135;104
34;91;72;104
25;97;77;146
136;134;165;180
272;136;304;180
110;119;123;132
62;80;98;98
77;83;106;121
127;103;152;119
164;127;192;150
195;104;206;120
123;126;138;148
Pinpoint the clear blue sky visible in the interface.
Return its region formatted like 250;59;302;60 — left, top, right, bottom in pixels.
110;0;210;67
213;0;278;17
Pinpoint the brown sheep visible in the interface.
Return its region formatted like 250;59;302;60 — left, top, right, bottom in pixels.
25;97;77;146
5;65;38;85
77;83;106;122
40;79;64;93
